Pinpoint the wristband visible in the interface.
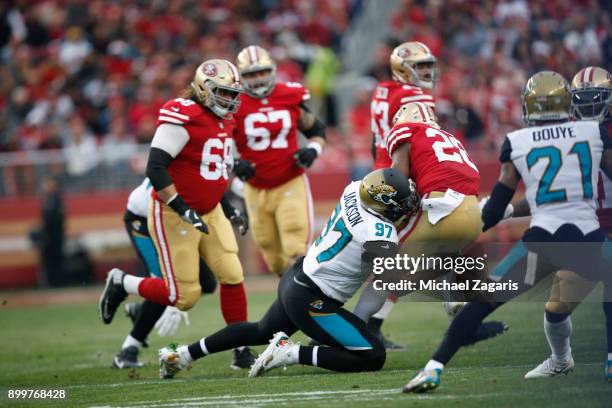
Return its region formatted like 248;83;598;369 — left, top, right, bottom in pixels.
167;194;189;215
307;142;323;156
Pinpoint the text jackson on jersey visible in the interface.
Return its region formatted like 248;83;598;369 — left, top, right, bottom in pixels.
372;278;519;293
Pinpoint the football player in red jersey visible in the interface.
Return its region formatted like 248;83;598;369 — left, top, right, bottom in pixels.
232;45;326;276
371;41;438;169
355;41;438;349
99;59;257;368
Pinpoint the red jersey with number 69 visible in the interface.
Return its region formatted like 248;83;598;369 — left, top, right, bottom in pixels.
371;81;435;169
152;97;235;214
387;122;480;196
233;82;311;189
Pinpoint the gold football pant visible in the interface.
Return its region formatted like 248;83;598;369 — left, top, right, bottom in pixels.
397;192;482;280
148;200;244;311
244;174;314;276
546;270;597;314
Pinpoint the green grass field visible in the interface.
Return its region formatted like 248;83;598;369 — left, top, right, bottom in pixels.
1;285;611;408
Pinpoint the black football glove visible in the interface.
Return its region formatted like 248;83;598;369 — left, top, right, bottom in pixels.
293;147;319;168
233;159;256;181
168;194;209;234
181;209;209;234
221;197;249;235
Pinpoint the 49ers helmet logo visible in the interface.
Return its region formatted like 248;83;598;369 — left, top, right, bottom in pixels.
397;47;411;58
203;63;217;77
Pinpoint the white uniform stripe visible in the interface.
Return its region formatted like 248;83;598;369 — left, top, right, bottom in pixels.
388;126;412;140
400;95;433;103
312;346;318;366
303;174;315;245
159;109;189;121
158;116;184;125
387;134;412;155
248;46;258;64
223;59;240;83
153;200;176;303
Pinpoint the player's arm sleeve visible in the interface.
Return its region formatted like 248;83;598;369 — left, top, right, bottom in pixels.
146;124;190;191
481;162;519;231
498;136;512;163
298;104;326;140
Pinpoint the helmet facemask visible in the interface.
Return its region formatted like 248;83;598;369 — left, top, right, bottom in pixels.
241;67;276;98
194;79;241;118
571;88;612;122
404;60;439;89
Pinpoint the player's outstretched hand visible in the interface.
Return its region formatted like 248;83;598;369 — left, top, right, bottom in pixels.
182;209;209;234
293;147;319;168
233;159;256;181
155;306;190;337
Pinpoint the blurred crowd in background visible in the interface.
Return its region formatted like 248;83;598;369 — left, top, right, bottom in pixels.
1;0;611;195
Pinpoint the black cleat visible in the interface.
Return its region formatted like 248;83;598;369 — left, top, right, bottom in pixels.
112;346;144;369
230;346;257;370
99;268;128;324
464;321;509;346
377;331;406;352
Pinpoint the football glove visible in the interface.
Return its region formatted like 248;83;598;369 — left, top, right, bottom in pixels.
181;208;209;234
479;196;513;220
233;159;256;181
168;194;209;234
155;306;190;337
221;197;249;235
293;147;319;168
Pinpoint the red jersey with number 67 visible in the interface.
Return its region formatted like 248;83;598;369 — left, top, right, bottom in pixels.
152;97;235;214
387;122;480;196
371;81;435;169
233;82;311;189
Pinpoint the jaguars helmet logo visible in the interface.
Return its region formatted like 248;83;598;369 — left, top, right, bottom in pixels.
367;184;398;205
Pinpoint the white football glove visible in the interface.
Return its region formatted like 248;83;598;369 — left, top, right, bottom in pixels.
155;306;190;337
478;196;514;219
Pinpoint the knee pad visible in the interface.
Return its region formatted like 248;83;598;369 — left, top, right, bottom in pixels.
545;300;577;315
175;282;201;311
362;347;386;372
215;253;244;285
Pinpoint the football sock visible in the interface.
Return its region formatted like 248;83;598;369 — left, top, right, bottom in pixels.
544;311;572;363
372;297;396;320
136;277;172;306
424;359;444;371
353;282;388;321
131;300;166;343
603;301;612;354
187;338;208;361
121;335;142;350
220;283;247;324
286;344;300;364
123;274;144;295
178;345;193;364
432;302;499;364
367;317;384;332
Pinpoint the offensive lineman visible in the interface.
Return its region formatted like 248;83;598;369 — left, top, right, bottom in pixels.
157;169;419;379
113;178;252;369
99;59;256;365
356;42;439;349
232;45;325;277
404;71;612;393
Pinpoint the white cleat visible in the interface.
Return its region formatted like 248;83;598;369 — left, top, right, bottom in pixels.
524;355;574;379
248;332;296;378
444;301;466;319
158;344;191;379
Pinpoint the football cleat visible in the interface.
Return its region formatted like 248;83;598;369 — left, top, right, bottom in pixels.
112;346;144;369
524;355;574;379
158;343;191;379
403;368;442;393
230;346;257;370
99;268;128;324
605;359;611;382
443;301;465;319
248;332;296;378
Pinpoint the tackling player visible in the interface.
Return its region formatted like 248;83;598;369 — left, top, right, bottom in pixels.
404;71;612;393
232;45;325;277
355;41;439;350
157;169;419;379
113;178;252;369
99;59;256;366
